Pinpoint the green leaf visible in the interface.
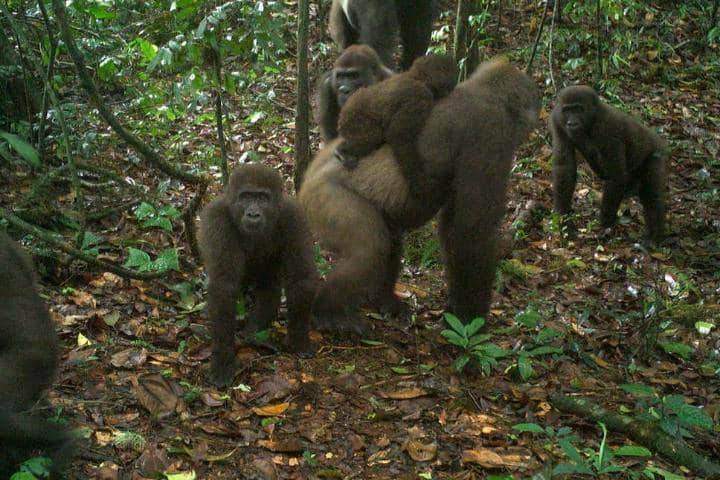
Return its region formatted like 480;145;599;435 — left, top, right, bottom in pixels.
473;343;509;358
360;339;384;346
515;309;541;328
536;327;563;344
81;231;103;251
613;445;652;457
441;329;468;348
512;423;545;434
0;130;40;167
10;473;37;480
165;472;196;480
452;354;470;372
465;316;485;337
19;456;52;476
391;366;411;374
525;345;563;357
694;321;714;335
676;403;714;431
124;247;152;271
87;4;116;19
558;438;585;465
552;462;593;475
467;333;493;347
443;313;466;335
659;342;694;360
620;383;657;398
134;202;156;220
143;217;173;232
159;205;181;219
152;248;180;272
644;466;686;480
518;356;534;380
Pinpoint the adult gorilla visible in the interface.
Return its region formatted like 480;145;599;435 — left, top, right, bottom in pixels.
299;59;540;334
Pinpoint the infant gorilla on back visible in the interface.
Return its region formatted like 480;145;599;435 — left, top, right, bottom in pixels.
333;53;458;202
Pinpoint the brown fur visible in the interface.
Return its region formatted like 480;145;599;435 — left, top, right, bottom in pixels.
550;85;668;241
299;58;540;330
0;232;73;477
316;45;394;142
329;0;436;70
198;164;318;386
334;54;458;179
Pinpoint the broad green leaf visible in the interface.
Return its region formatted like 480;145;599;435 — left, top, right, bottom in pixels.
134;202;156;220
695;321;714;335
677;403;714;431
536;327;563;344
467;333;493;347
391;366;410;374
81;231;103;251
512;423;545;434
19;456;52;476
552;462;593;475
10;473;36;480
0;130;40;167
515;309;541;328
558;438;585;465
159;205;181;219
518;356;534;380
620;383;657;398
473;343;509;358
443;313;466;335
525;345;563;357
614;445;652;457
659;342;694;360
153;248;180;272
452;354;470;372
465;316;485;337
124;248;152;271
87;4;116;19
644;466;686;480
143;217;173;232
441;329;468;348
165;472;196;480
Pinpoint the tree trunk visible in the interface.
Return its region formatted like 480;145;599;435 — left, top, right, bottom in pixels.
293;0;311;192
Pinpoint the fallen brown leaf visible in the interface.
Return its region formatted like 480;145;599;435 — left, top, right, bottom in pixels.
378;388;429;400
253;402;290;417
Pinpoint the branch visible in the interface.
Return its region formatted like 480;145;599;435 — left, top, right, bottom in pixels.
293;0;311;192
526;0;551;74
0;208;165;280
49;0;208;187
549;393;720;478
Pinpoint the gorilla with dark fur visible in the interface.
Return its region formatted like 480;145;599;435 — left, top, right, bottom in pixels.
199;164;318;387
316;45;394;143
300;58;539;333
0;232;74;477
550;85;668;242
329;0;436;70
334;54;458;177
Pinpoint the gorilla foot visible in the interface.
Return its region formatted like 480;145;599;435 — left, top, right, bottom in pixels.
377;295;411;320
209;358;238;388
314;309;370;337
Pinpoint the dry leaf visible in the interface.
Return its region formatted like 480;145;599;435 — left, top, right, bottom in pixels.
111;348;147;369
378;388;428;400
258;438;304;453
405;439;437;462
462;448;505;468
253;402;290;417
131;374;179;419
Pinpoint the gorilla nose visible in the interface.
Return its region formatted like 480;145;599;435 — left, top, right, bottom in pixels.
566;120;580;129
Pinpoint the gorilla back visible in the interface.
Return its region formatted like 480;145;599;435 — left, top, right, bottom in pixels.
0;232;72;476
300;58;539;330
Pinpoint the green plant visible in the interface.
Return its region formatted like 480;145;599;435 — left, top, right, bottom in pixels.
9;456;53;480
441;313;509;374
134;202;181;233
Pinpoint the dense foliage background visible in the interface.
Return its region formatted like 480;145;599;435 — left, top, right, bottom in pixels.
0;1;719;478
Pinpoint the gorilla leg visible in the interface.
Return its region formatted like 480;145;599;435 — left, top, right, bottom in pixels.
246;281;280;334
312;187;392;335
440;178;504;321
285;278;314;354
638;152;667;242
355;2;399;68
207;277;243;386
396;0;435;70
371;229;408;317
551;141;577;215
600;179;626;228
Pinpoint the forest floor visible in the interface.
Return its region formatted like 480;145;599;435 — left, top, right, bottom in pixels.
10;2;720;480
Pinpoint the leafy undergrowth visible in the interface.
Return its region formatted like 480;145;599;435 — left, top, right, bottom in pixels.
11;2;720;480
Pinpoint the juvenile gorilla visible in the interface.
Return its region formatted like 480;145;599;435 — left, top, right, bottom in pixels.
334;54;458;179
0;232;74;477
550;85;668;241
199;164;318;387
316;45;394;142
329;0;436;70
300;58;539;332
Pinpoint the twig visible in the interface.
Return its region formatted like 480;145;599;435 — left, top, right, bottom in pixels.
526;0;551;74
0;208;165;280
213;31;229;186
36;0;57;160
548;0;558;93
182;182;207;261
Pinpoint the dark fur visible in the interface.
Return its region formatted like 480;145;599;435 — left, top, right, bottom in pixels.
316;45;394;142
198;164;318;387
334;54;458;178
550;85;668;241
299;58;539;331
0;232;73;477
329;0;436;70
